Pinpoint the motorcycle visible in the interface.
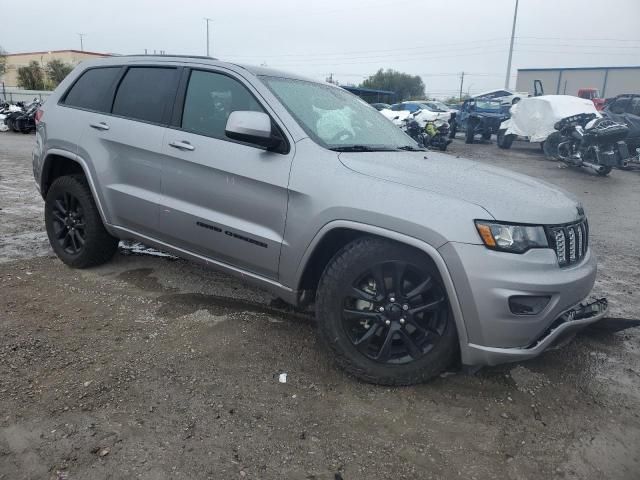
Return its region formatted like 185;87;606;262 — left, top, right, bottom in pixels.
543;113;629;176
13;100;41;134
424;118;452;151
0;102;24;132
400;113;452;151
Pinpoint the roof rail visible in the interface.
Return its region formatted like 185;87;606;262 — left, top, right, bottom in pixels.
118;54;219;61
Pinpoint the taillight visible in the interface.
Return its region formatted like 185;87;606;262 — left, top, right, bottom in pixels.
35;108;44;124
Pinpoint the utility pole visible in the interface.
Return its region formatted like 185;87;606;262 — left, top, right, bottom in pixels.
78;33;86;51
204;18;213;56
459;71;465;101
504;0;519;89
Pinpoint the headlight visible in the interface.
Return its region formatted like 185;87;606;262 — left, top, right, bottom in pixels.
475;221;548;253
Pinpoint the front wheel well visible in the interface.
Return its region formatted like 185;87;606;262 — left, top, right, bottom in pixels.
296;228;441;305
41;154;85;196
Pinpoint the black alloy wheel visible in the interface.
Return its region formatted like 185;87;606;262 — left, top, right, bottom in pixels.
341;260;448;365
50;191;87;255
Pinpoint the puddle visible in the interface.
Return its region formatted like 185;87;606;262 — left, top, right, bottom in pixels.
155;292;313;323
117;267;175;292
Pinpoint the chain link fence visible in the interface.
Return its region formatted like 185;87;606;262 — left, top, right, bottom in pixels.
1;86;52;103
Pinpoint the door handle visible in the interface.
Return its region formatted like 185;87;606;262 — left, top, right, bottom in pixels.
169;140;195;151
89;122;110;131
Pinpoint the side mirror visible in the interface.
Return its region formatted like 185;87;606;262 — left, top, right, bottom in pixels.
225;111;282;150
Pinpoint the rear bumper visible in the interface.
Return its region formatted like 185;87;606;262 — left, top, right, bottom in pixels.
438;242;600;366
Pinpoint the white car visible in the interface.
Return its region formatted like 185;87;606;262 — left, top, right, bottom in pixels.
473;89;529;106
496;95;600;148
380;101;450;127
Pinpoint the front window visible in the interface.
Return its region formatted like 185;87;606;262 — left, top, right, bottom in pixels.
260;76;418;151
474;100;502;111
424;101;449;112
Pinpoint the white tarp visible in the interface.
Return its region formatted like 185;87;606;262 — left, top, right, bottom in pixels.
502;95;601;142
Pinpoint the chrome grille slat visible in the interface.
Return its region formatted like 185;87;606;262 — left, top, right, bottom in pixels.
548;219;588;267
568;227;576;262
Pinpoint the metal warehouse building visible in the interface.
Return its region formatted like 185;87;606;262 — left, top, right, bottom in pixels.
515;66;640;99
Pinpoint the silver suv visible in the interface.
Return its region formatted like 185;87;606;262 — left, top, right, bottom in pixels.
33;56;608;385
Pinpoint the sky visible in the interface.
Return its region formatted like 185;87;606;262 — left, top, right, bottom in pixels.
3;0;640;99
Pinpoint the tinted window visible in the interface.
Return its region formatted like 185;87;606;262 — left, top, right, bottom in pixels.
630;98;640;116
181;70;265;139
63;67;120;112
610;97;631;115
112;67;178;123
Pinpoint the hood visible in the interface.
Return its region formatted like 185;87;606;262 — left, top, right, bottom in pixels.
474;111;508;119
339;151;581;225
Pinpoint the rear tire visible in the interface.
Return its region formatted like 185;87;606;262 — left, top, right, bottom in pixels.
481;131;492;141
497;129;514;149
596;166;612;176
448;123;457;139
316;237;458;385
45;175;119;268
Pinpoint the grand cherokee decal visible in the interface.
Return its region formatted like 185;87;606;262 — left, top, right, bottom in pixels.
196;221;267;248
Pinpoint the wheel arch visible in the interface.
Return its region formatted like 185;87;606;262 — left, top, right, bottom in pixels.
40;149;110;226
293;221;469;347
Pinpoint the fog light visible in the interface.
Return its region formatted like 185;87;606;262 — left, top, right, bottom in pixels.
509;295;550;315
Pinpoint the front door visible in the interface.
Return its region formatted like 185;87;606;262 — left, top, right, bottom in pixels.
159;69;294;279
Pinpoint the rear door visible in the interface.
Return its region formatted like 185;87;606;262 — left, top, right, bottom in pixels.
159;68;294;279
72;65;180;237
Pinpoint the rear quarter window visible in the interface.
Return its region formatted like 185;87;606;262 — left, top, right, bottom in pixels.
63;67;121;112
112;67;179;124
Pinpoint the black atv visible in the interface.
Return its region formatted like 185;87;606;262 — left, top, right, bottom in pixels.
449;98;510;144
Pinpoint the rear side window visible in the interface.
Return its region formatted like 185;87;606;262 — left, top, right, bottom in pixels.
181;70;265;139
63;67;120;112
112;67;178;124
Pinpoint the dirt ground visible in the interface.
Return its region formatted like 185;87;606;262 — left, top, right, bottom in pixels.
1;131;639;480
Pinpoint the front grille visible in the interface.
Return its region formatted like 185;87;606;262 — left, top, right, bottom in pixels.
547;219;589;267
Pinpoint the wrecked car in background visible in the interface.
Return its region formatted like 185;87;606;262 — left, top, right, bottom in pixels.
450;98;508;143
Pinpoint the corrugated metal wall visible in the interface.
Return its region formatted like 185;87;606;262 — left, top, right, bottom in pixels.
515;68;640;98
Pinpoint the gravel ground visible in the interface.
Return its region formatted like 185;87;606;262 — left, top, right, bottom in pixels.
1;131;639;480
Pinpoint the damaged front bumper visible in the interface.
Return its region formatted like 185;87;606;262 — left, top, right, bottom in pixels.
466;298;609;366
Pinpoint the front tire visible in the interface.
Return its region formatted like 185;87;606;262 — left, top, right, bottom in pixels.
316;237;458;385
497;129;514;149
45;175;119;268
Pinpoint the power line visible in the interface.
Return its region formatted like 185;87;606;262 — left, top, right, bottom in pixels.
222;38;510;59
517;35;640;43
266;49;509;68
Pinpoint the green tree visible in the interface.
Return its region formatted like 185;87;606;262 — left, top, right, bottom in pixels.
46;59;73;87
359;69;425;101
17;61;45;90
443;94;469;105
0;46;7;77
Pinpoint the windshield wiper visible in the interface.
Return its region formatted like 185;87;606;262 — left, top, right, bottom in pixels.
397;145;427;152
329;145;398;152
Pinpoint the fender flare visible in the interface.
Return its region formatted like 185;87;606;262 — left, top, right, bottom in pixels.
41;148;110;225
293;220;469;348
